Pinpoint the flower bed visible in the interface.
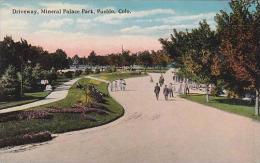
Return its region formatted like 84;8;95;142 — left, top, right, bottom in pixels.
46;106;109;115
0;110;53;123
0;131;52;148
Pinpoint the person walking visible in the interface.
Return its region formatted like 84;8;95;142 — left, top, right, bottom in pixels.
163;85;169;100
115;80;118;91
154;83;160;100
168;83;174;98
119;79;123;91
122;79;126;91
110;81;114;92
159;74;164;87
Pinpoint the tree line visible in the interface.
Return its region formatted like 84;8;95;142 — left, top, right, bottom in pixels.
70;50;171;69
160;0;259;115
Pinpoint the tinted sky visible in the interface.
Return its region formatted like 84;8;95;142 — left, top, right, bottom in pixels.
0;0;231;56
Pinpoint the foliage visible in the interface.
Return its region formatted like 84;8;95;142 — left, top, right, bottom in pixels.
215;0;260;114
95;68;101;74
0;37;70;76
44;67;57;85
64;71;73;78
84;68;93;75
0;65;20;99
74;70;83;77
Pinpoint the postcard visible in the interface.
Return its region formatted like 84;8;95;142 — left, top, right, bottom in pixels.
0;0;259;163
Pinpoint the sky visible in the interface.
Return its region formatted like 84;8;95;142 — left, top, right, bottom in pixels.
0;0;231;57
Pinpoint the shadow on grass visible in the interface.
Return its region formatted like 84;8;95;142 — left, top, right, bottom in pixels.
215;98;254;107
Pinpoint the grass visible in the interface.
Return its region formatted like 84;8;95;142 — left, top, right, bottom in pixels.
0;74;79;110
180;94;259;120
0;92;50;110
0;78;124;141
93;71;147;81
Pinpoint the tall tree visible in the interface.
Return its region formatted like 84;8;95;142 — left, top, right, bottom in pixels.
0;65;20;99
215;0;260;115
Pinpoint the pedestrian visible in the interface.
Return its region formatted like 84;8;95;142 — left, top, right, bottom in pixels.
154;83;160;100
119;79;122;91
168;83;174;98
115;80;118;91
163;85;169;100
122;79;126;91
110;81;114;92
159;74;164;87
184;82;190;94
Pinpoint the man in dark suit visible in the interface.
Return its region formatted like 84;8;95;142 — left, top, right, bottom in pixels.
154;83;160;100
163;85;169;100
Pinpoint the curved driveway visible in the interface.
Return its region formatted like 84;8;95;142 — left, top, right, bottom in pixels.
1;72;260;163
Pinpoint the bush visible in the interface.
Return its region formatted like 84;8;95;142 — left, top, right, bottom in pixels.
44;68;57;85
105;66;117;73
64;71;73;78
0;131;52;148
74;70;82;77
84;68;93;75
95;68;100;74
0;110;53;123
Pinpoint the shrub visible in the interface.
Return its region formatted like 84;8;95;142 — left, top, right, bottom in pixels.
84;68;92;75
64;71;73;78
106;67;116;73
74;70;82;77
95;68;100;74
44;67;57;85
0;110;53;123
0;131;52;148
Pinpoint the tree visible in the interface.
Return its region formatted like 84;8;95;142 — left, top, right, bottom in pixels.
32;64;44;91
0;65;20;99
0;36;15;75
23;65;34;92
51;49;69;70
183;21;219;102
138;51;153;70
88;51;97;66
215;0;260;115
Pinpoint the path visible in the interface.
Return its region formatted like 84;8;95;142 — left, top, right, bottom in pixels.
1;70;260;163
0;78;81;114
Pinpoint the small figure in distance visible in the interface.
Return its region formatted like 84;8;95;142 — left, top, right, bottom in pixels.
110;81;114;92
154;83;160;100
168;83;174;98
163;85;169;100
122;79;126;91
159;74;164;87
114;80;118;91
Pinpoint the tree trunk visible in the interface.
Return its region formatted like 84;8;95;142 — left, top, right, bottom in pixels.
255;88;259;116
206;84;209;102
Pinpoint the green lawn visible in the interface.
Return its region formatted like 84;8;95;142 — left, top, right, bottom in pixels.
93;71;147;81
181;94;259;120
0;91;50;110
0;75;79;110
0;78;124;140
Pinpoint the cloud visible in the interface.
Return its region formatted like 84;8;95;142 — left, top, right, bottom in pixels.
75;18;95;30
0;19;29;39
163;12;216;24
120;24;199;35
40;18;74;29
95;8;175;24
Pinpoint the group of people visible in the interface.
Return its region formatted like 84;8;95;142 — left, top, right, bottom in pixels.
110;79;126;92
154;74;175;100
